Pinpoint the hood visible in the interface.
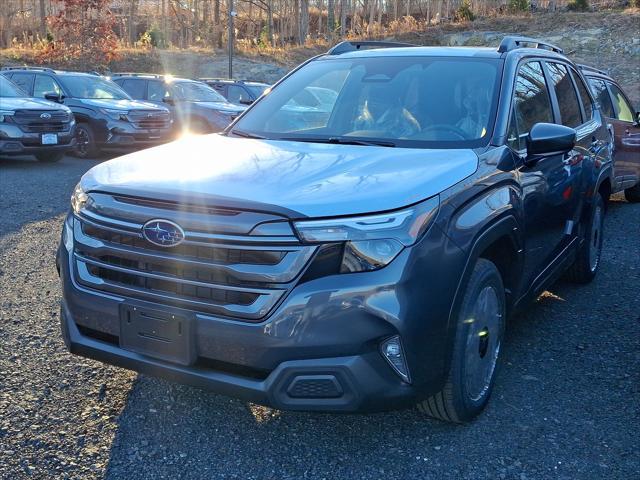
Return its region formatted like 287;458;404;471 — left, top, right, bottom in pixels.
78;98;167;111
81;134;478;218
195;101;246;113
1;96;70;112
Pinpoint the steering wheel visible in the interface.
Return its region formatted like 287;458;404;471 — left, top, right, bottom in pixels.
411;124;470;141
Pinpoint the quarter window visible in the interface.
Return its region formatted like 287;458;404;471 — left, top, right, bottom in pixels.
608;83;635;122
587;78;615;118
33;75;62;98
546;62;582;128
511;62;554;150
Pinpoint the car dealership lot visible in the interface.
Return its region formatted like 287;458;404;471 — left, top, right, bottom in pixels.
1;154;639;480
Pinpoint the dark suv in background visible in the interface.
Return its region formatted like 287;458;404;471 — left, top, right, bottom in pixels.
58;38;612;423
112;74;245;134
0;75;75;162
579;65;640;202
199;78;270;106
1;67;172;158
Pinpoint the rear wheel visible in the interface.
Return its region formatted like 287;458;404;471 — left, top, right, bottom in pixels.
565;193;605;284
73;123;98;159
624;184;640;203
417;259;505;423
35;151;64;163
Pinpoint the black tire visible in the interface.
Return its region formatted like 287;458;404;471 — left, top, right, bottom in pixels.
73;123;98;159
565;193;605;284
35;151;64;163
417;259;505;423
624;184;640;203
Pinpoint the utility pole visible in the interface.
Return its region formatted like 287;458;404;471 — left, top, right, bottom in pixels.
228;0;235;79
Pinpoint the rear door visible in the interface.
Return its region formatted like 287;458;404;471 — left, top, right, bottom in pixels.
607;82;640;189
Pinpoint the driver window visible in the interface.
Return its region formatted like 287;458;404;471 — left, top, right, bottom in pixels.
227;85;249;104
33;75;62;98
510;61;554;150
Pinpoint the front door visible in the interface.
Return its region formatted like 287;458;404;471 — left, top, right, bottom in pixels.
607;82;640;188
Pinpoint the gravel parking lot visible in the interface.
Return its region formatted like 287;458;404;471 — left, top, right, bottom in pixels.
1;154;639;480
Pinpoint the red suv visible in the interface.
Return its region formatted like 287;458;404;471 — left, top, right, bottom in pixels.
580;65;640;202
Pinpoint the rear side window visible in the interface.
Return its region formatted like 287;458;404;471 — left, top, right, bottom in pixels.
9;73;34;94
571;70;593;122
587;78;615;118
120;79;146;99
546;62;582;128
608;83;635;122
511;61;554;149
33;75;62;98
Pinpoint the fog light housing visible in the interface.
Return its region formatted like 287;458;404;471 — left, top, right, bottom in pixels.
381;335;411;383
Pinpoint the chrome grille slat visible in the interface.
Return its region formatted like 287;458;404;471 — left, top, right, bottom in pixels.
74;221;316;283
71;194;315;321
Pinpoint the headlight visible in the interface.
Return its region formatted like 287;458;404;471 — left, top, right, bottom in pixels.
101;108;129;121
71;183;88;214
294;196;439;272
0;110;15;122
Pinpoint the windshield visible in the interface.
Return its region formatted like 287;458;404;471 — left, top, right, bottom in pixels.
173;82;227;102
60;75;131;100
0;76;25;97
232;56;501;148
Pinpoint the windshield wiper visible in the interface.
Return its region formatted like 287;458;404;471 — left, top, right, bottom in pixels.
228;129;266;139
279;136;396;147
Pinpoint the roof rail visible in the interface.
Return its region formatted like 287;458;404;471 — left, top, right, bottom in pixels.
327;40;418;55
498;36;564;54
111;72;163;78
0;66;56;73
577;64;609;77
199;77;241;83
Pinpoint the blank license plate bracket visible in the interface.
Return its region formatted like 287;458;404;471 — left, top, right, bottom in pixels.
119;304;195;366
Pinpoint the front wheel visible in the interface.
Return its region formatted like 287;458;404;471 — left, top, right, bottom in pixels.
35;151;64;163
417;259;505;423
73;123;98;159
624;184;640;203
565;193;605;284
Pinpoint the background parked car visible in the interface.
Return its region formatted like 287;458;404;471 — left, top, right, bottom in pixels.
0;67;172;158
199;78;270;106
112;74;245;134
0;75;75;162
580;64;640;202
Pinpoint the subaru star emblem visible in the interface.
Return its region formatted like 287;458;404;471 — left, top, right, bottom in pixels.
142;219;185;247
40;112;52;119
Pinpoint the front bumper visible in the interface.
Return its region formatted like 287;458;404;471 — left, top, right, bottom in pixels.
99;119;172;150
0;124;76;155
57;215;465;412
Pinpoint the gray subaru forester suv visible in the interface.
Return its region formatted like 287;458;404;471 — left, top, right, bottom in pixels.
58;38;613;422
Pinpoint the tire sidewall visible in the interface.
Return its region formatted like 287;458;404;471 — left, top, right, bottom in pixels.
74;124;96;158
450;260;506;420
585;194;605;275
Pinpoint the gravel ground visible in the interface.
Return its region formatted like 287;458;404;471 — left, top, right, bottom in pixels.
1;154;639;480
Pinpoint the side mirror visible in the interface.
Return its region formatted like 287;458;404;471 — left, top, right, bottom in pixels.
525;122;576;165
239;98;253;105
44;92;64;103
634;111;639;127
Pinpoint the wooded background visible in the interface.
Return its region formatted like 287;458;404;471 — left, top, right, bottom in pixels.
0;0;633;52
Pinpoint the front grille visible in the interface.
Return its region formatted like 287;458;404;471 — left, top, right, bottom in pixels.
127;110;171;129
71;194;316;321
13;109;71;133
